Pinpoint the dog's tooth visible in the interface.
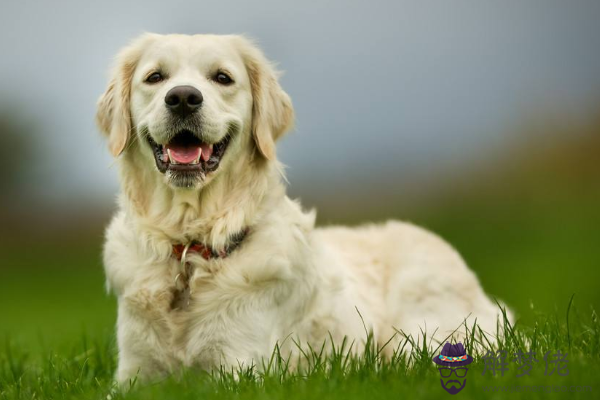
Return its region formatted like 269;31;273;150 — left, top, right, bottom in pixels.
200;143;214;162
193;150;202;164
162;148;170;163
167;149;178;164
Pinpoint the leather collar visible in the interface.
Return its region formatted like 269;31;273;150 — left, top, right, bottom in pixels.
172;228;249;261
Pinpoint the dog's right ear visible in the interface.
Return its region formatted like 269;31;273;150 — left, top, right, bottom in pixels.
96;34;155;157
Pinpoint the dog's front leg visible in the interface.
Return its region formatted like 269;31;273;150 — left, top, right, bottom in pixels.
115;290;177;384
182;261;301;373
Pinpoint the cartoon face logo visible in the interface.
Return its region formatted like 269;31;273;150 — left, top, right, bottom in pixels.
433;342;473;395
438;366;468;395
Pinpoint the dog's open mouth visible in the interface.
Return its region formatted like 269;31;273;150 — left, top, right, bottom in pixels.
147;130;231;175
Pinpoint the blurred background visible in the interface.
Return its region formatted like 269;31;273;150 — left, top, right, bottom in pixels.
1;0;599;350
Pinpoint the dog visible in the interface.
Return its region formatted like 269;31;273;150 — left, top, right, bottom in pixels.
97;33;508;383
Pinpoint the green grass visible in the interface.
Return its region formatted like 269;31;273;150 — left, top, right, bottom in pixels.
1;303;599;399
1;183;599;399
0;243;115;352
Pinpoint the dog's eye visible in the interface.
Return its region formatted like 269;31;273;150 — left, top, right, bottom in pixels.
215;72;233;85
146;72;164;84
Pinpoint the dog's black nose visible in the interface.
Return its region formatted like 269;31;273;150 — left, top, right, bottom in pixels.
164;85;203;116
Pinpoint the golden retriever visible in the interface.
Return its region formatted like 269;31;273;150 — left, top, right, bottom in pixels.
97;33;508;383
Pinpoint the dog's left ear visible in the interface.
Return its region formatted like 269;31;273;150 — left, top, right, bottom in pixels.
233;36;295;161
96;34;155;157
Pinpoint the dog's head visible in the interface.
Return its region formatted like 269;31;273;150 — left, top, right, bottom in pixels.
97;33;294;190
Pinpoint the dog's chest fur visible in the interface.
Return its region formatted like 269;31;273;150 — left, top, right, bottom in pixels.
104;198;357;375
120;257;280;369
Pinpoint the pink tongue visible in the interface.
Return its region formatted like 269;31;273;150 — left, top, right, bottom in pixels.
166;145;201;164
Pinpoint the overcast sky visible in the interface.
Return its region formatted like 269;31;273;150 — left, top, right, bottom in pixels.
1;0;599;206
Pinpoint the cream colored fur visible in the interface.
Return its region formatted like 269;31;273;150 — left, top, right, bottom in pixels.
97;33;509;383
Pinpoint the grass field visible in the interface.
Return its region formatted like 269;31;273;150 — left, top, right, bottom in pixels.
1;298;598;399
1;148;599;399
1;196;599;399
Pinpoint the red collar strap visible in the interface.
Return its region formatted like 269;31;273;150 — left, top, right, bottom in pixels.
172;228;249;261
